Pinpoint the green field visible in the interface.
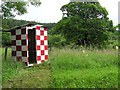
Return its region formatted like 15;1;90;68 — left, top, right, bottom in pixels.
1;47;118;88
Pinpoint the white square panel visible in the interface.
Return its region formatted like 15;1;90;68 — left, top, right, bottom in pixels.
21;35;26;39
41;45;44;50
41;36;44;40
16;51;22;56
41;55;45;60
37;50;41;56
16;29;21;35
44;31;47;36
44;40;48;45
40;27;44;30
22;57;27;62
36;40;40;45
11;35;16;40
37;61;41;64
45;50;48;55
16;40;21;45
12;46;16;51
36;30;40;35
22;46;26;51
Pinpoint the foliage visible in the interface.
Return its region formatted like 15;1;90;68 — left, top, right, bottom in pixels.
2;32;11;46
51;2;116;48
48;34;66;48
1;0;41;19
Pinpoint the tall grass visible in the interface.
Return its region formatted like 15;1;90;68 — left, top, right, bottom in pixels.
1;47;118;88
1;48;24;83
2;47;51;88
0;48;2;89
49;48;118;88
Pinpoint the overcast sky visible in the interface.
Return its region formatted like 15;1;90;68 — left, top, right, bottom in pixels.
15;0;120;26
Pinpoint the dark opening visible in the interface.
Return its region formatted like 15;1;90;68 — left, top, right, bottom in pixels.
28;28;37;64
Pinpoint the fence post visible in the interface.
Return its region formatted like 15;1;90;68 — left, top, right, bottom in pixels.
4;47;8;60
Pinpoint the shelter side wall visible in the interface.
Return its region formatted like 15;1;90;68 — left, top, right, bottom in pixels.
11;28;28;62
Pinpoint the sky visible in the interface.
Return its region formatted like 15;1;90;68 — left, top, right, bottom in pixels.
15;0;120;26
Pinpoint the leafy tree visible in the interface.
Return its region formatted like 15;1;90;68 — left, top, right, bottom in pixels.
51;2;115;48
1;0;41;19
48;34;66;49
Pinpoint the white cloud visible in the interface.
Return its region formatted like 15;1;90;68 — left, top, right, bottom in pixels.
15;0;119;26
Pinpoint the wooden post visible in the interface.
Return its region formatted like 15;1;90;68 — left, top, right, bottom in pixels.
4;47;8;60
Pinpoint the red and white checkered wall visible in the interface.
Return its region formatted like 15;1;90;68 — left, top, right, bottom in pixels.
11;25;48;66
35;26;48;64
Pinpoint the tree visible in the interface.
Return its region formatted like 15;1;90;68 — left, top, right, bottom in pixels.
51;2;115;48
1;0;41;19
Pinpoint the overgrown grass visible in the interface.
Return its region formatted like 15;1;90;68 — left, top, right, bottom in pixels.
1;47;118;88
49;48;118;88
2;48;24;83
2;47;51;88
0;48;2;89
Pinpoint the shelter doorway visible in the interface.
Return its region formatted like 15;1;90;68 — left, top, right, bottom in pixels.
28;28;37;64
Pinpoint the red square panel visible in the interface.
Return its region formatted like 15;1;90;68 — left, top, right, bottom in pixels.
21;28;26;34
22;51;27;56
36;26;40;30
21;40;26;45
44;27;47;31
37;56;41;60
16;57;22;61
44;36;48;40
45;55;48;59
44;45;48;50
16;46;22;51
16;35;21;40
37;46;40;50
40;31;44;35
41;60;45;62
12;40;16;46
41;50;44;55
37;36;40;40
41;40;44;45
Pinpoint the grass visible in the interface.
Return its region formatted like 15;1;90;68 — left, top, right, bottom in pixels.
2;47;51;88
49;48;118;88
1;47;118;88
2;48;24;87
0;48;2;89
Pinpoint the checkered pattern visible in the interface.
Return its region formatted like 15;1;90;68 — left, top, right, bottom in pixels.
11;28;28;63
36;26;48;64
11;25;48;66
